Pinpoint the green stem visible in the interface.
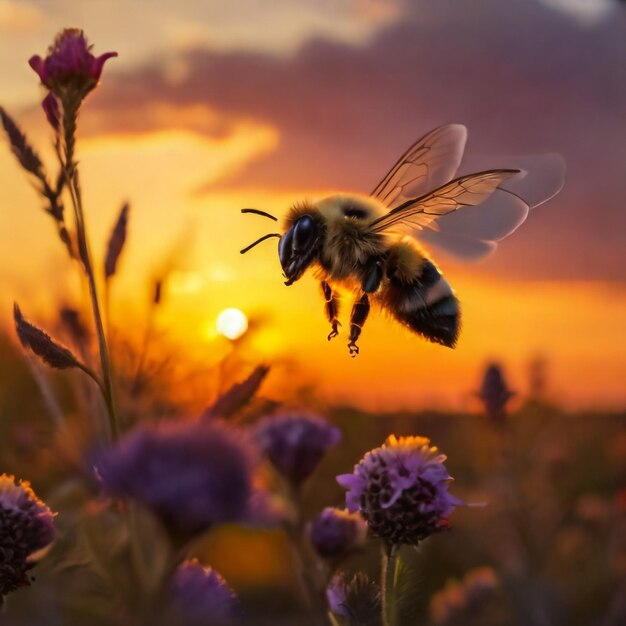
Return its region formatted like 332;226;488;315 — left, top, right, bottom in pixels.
381;544;398;626
62;101;119;441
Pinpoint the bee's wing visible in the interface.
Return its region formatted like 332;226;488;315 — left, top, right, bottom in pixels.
369;169;522;235
370;124;467;209
415;154;565;260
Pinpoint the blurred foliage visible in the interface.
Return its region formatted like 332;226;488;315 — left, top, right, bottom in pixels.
1;328;625;625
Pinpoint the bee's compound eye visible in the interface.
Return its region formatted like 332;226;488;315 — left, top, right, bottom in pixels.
293;215;315;250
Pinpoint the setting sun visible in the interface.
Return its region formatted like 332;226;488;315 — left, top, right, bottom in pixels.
216;307;248;340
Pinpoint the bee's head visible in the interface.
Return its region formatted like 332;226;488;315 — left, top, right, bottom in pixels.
279;213;324;286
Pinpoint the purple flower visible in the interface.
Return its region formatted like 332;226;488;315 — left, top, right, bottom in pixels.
29;29;117;98
337;436;463;547
171;560;239;624
0;474;55;601
92;420;256;536
327;572;381;625
255;413;341;485
309;507;366;558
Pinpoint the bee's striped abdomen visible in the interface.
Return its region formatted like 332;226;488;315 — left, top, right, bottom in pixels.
384;258;460;348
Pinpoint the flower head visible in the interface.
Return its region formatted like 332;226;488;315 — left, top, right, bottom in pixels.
171;560;239;625
255;413;341;485
0;474;55;601
92;420;256;536
337;435;462;547
29;29;117;100
309;507;366;558
327;572;381;626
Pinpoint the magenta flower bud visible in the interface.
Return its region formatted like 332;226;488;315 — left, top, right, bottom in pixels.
254;413;341;485
171;560;239;625
337;435;463;547
29;29;117;99
0;474;56;602
92;420;257;537
309;507;366;558
41;93;60;132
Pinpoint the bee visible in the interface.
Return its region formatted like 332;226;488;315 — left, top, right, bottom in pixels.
241;124;563;356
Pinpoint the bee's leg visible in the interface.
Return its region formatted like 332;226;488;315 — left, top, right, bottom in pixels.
321;281;341;341
361;257;384;293
348;293;370;357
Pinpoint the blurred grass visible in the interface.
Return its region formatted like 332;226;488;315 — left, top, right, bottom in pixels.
1;329;625;625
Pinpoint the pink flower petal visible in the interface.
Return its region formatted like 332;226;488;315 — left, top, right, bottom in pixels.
89;51;118;80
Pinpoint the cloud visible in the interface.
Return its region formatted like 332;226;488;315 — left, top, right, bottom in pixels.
0;1;42;33
78;0;626;280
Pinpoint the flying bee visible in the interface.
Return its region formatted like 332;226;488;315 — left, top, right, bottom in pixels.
241;124;563;356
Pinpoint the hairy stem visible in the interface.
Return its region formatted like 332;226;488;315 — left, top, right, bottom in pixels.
381;544;398;626
62;101;119;441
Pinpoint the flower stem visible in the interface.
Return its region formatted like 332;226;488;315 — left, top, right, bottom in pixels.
62;101;118;441
381;544;398;626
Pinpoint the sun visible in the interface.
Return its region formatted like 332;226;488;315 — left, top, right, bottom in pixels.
216;308;249;341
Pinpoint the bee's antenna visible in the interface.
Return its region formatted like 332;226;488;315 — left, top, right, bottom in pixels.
240;233;281;254
241;208;278;222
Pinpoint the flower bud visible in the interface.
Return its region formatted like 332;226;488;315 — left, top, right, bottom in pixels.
309;507;366;558
255;413;341;485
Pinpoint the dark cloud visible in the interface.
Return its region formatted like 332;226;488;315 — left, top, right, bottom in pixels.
92;0;626;280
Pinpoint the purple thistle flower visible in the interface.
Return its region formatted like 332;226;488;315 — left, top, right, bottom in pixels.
337;435;463;547
255;413;341;485
309;507;366;558
327;572;381;626
29;29;117;99
92;420;256;536
0;474;55;602
171;560;239;625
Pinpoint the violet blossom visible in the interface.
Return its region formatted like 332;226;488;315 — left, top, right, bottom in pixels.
309;507;366;558
92;420;256;537
29;29;117;99
337;435;463;547
255;412;341;485
171;560;239;625
0;474;55;602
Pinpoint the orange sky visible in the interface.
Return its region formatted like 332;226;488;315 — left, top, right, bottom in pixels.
0;0;624;410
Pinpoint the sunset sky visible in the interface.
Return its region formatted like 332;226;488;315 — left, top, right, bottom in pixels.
0;0;624;410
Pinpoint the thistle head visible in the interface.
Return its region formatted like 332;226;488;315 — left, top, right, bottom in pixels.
29;29;117;105
171;560;239;625
254;412;341;486
337;435;463;548
309;507;367;559
92;420;257;538
0;474;55;601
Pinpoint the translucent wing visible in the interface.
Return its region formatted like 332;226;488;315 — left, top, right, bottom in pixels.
416;154;565;260
369;169;521;234
370;124;467;209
